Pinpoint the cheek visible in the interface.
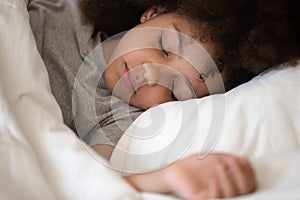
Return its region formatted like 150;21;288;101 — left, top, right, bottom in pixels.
129;85;173;110
196;83;209;98
104;59;123;92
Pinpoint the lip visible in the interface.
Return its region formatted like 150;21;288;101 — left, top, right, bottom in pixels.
123;62;135;92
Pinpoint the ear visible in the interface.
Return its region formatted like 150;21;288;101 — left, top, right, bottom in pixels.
140;5;167;23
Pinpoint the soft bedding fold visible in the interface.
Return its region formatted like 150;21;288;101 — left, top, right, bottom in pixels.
0;0;140;199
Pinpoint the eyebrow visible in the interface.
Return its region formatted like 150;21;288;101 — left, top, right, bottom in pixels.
172;23;184;55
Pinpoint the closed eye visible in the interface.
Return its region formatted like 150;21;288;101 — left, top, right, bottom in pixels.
158;36;169;57
170;80;178;100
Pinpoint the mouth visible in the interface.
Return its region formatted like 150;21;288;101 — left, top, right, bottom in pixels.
123;62;135;92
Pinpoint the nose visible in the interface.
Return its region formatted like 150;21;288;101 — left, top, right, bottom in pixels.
142;63;173;88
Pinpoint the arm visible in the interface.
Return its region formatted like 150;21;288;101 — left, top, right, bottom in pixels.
125;153;256;200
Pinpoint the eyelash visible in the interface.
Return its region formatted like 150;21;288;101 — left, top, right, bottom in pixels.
170;80;178;100
158;36;169;56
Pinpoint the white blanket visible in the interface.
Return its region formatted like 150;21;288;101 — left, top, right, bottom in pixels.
0;0;139;199
112;65;300;172
1;0;300;200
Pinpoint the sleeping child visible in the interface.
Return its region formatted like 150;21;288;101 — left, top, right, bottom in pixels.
28;0;299;199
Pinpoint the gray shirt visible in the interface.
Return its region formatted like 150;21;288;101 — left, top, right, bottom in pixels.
28;0;143;146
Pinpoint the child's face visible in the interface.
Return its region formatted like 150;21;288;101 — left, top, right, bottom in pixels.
104;14;225;110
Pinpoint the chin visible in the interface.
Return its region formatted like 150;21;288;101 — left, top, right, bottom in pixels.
130;98;169;110
129;99;149;110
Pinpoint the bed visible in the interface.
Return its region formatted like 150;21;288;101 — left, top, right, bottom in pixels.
1;0;300;199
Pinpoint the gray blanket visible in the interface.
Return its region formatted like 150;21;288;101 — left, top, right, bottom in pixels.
28;0;142;146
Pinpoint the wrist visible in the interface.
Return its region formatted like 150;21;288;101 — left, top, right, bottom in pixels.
124;167;171;193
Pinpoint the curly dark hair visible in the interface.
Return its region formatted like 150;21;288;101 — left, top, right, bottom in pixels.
174;0;300;90
80;0;300;91
80;0;179;35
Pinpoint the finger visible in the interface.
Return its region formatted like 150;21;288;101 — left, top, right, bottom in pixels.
227;158;256;195
216;163;238;198
241;158;257;192
227;158;249;194
208;178;221;199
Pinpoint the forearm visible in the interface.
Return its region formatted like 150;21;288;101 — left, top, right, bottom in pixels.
124;154;257;199
91;144;171;193
124;168;171;194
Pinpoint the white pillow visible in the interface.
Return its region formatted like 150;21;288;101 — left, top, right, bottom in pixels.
111;62;300;173
0;1;139;199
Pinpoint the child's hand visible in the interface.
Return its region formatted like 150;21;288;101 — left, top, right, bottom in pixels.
163;153;256;200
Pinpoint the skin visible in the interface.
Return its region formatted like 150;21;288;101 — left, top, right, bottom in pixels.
92;8;256;199
104;13;225;110
125;153;256;200
94;8;226;161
